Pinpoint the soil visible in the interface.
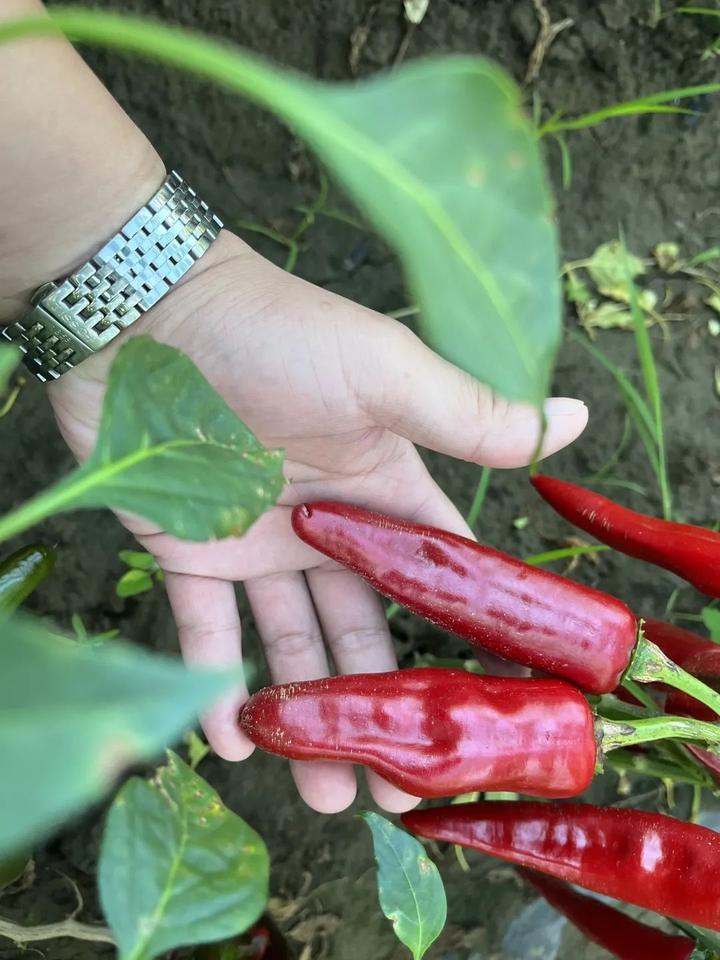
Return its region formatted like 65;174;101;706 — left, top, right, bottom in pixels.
2;1;720;958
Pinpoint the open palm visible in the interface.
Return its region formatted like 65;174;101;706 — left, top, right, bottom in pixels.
49;232;587;814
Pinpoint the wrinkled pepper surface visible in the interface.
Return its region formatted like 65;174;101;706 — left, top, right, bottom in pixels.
240;669;597;798
291;502;637;694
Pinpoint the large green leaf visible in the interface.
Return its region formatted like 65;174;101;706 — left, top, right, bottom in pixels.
0;344;19;394
100;752;268;960
0;8;560;404
361;812;446;960
0;615;234;856
0;337;284;543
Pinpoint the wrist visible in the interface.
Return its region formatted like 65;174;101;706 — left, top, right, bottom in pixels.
0;0;167;323
0;148;167;326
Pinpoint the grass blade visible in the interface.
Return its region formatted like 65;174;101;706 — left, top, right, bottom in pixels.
539;82;720;135
622;255;671;517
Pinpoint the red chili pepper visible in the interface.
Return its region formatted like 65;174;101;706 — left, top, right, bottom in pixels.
531;475;720;597
239;669;597;798
291;502;637;694
401;801;720;931
520;870;694;960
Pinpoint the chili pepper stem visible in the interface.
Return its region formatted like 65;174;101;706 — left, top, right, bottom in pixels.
690;948;719;960
600;713;720;754
629;637;720;718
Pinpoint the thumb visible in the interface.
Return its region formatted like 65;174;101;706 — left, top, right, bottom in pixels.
362;325;587;467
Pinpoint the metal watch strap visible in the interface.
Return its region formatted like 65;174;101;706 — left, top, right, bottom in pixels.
1;171;223;382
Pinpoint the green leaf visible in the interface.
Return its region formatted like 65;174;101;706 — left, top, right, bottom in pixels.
0;337;284;544
361;812;446;960
0;615;234;856
702;607;720;642
119;549;158;571
0;345;19;394
100;752;268;960
0;9;561;405
116;569;154;598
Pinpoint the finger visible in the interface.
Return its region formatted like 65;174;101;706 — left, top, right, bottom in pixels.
362;324;588;467
165;573;254;761
364;771;421;813
244;571;357;813
305;565;420;812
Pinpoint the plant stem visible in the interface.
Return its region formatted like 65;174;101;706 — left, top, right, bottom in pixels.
0;916;114;946
600;713;720;753
620;676;714;781
386;304;420;320
466;467;492;529
630;637;720;716
624;266;672;518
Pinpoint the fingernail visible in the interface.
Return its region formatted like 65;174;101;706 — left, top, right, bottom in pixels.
543;396;587;416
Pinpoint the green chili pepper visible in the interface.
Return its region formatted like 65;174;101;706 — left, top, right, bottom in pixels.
0;543;56;615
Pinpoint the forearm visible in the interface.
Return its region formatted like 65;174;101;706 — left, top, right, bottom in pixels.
0;0;165;323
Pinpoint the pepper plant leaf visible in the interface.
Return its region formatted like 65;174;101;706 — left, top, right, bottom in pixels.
1;9;560;405
0;615;235;856
361;811;446;960
116;569;155;598
118;549;158;572
99;751;268;960
0;344;19;394
0;337;285;544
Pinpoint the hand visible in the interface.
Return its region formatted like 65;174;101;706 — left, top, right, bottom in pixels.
49;231;588;814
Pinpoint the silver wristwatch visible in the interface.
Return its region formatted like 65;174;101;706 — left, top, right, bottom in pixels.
1;171;223;382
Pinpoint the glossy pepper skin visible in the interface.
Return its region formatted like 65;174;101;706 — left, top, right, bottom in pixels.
239;669;597;798
532;474;720;597
520;870;694;960
291;502;637;694
402;801;720;932
0;543;56;616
